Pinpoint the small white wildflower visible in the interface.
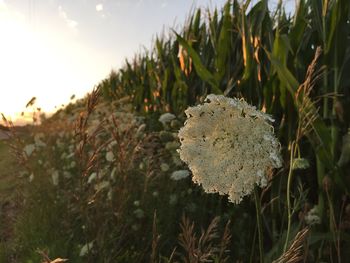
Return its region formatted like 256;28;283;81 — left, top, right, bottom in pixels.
165;141;180;151
106;151;115;162
159;113;176;126
70;161;76;168
29;173;34;182
178;94;282;204
305;206;321;225
19;171;27;178
170;170;190;181
66;152;75;159
133;208;144;219
110;167;117;181
88;172;97;184
79;241;94;257
107;189;113;200
292;158;310;170
24;144;35;157
133;200;140;206
136;124;146;137
160;163;170;172
60;152;68;160
34;133;46;147
63;171;72;178
107;140;117;150
95;180;110;191
52;170;59;186
172;154;183;167
139;162;145;170
152;191;159;197
68;145;75;154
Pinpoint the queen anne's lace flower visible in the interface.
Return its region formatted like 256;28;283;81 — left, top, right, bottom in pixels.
170;169;190;181
178;94;282;204
159;113;176;126
305;206;321;225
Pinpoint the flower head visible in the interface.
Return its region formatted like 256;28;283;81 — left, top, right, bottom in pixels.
178;94;282;204
159;113;176;126
305;206;321;225
170;169;190;181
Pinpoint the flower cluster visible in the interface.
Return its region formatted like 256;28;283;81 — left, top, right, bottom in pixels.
178;94;282;203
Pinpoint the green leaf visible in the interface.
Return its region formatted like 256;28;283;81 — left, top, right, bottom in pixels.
338;130;350;167
240;7;254;81
214;2;232;83
175;32;221;93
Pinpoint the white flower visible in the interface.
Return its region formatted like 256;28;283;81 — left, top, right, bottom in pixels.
159;113;176;125
95;180;110;191
70;161;76;168
160;163;170;172
305;206;321;225
88;172;97;183
29;173;34;182
136;124;146;137
80;241;94;257
133;208;144;219
110;167;117;181
170;170;190;181
52;171;59;186
24;144;35;157
34;133;46;147
107;140;117;150
63;171;72;178
292;158;310;170
178;94;282;204
106;151;115;162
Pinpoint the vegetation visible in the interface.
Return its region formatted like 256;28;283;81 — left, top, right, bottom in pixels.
0;0;350;262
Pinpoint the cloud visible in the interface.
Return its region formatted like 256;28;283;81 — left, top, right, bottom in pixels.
96;3;103;12
58;5;78;29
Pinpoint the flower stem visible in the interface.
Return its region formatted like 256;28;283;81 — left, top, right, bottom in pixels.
254;186;264;263
284;141;295;252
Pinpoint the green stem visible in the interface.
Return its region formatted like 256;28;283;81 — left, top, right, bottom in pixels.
316;156;325;221
254;186;264;263
284;141;295;252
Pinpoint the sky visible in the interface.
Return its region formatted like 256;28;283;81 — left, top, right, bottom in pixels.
0;0;292;124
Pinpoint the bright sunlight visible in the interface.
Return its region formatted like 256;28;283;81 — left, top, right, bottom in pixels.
0;2;108;124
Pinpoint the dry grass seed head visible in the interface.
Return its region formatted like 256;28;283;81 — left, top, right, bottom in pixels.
273;228;309;263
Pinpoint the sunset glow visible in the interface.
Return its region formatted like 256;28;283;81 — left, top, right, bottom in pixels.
0;0;228;125
0;1;110;124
